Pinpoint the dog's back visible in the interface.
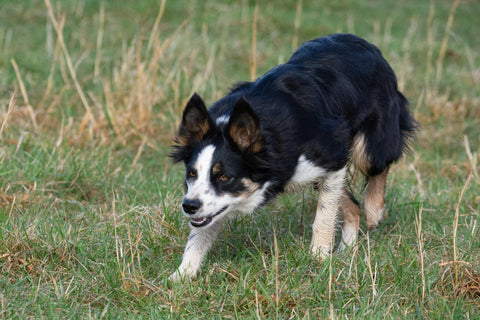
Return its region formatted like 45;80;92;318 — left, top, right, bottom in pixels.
289;33;417;176
211;33;416;178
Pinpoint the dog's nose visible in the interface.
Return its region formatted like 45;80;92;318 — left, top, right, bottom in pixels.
182;198;202;215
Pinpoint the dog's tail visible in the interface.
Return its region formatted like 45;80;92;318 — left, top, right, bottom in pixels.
397;91;419;155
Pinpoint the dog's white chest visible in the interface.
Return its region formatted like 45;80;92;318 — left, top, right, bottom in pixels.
285;155;327;191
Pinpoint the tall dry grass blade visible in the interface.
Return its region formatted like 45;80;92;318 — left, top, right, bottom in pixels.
126;223;140;291
347;13;355;35
413;88;425;121
136;38;145;125
366;233;377;300
434;0;461;87
55;115;64;148
10;59;38;129
46;12;54;56
250;4;259;81
103;80;123;144
398;18;417;92
382;19;392;46
273;227;280;319
415;204;425;302
112;195;127;289
409;162;425;198
6;196;16;224
148;19;188;74
425;0;435;87
464;135;479;182
328;244;335;320
0;94;15;140
453;173;473;286
146;0;167;55
39;16;64;111
127;137;147;178
255;289;262;320
44;0;93;129
291;0;303;51
94;5;105;82
135;231;144;285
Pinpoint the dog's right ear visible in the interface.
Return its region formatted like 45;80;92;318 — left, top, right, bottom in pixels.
226;97;262;154
176;93;213;146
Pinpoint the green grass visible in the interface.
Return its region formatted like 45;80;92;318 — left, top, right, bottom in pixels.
1;0;479;318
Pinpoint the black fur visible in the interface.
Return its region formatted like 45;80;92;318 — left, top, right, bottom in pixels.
171;33;417;201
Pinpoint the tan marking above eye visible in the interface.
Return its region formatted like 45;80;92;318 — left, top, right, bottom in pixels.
212;163;222;175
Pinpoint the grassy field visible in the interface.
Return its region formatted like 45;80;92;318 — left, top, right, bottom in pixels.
1;0;479;318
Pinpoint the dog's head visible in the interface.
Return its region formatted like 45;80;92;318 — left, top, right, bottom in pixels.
170;93;270;228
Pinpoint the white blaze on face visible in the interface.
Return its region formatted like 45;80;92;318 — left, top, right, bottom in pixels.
185;145;216;199
183;144;270;225
184;145;234;221
185;145;216;211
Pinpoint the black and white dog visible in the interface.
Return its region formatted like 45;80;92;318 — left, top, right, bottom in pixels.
170;33;417;281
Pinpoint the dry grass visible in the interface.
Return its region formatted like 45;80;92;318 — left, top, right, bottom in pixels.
1;3;222;151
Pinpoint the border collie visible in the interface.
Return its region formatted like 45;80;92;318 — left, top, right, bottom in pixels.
169;33;417;281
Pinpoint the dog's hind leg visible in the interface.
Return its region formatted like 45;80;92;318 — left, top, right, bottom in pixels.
169;224;221;281
310;167;346;258
338;189;361;251
364;168;389;230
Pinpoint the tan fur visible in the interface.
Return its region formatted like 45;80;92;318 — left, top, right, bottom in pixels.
351;133;370;175
364;168;389;230
339;190;361;250
229;122;262;153
240;178;261;197
178;118;211;146
212;163;222;176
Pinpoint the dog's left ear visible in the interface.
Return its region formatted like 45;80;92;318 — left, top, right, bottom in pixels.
177;93;213;146
226;97;262;153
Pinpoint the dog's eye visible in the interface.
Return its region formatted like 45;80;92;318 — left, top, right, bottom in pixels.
188;169;197;178
219;174;230;182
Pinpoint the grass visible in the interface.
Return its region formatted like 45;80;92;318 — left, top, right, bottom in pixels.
1;0;479;318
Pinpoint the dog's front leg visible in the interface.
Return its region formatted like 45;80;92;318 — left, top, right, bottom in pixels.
169;224;221;281
310;167;346;258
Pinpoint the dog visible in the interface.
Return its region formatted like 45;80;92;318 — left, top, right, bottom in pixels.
169;33;417;281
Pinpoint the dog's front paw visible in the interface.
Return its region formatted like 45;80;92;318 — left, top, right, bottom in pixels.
168;266;197;282
168;270;185;282
310;243;330;260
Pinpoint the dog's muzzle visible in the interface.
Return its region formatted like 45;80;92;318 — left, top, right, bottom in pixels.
182;204;228;228
182;198;201;215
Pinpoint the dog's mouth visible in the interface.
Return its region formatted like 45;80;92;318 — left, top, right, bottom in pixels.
190;206;228;228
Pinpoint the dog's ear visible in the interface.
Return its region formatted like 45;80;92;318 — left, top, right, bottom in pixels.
176;93;213;146
226;97;262;153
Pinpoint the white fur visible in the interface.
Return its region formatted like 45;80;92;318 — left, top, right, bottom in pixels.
215;115;230;125
184;144;215;210
285;155;327;191
184;145;235;221
234;181;271;214
169;224;222;281
310;167;346;258
364;201;385;229
338;222;358;252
